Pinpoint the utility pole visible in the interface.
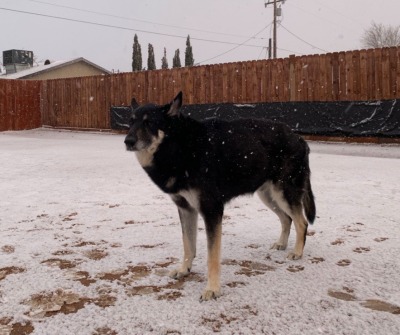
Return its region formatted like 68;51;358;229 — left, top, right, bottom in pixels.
264;0;285;59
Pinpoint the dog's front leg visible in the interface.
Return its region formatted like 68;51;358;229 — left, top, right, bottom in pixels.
200;209;223;301
169;204;198;279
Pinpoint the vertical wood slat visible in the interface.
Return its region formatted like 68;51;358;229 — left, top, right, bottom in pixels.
271;59;279;102
352;50;361;100
301;56;309;101
381;48;391;99
366;49;376;100
389;47;398;99
374;48;383;100
317;54;326;102
359;49;368;101
14;81;21;130
241;62;247;103
325;53;333;101
245;61;253;102
338;51;346;100
288;55;296;102
345;51;354;100
260;60;267;102
397;47;400;98
227;63;235;103
331;53;340;101
296;56;304;101
222;63;228;103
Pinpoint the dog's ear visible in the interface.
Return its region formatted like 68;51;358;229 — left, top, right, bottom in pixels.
131;97;139;110
167;91;183;117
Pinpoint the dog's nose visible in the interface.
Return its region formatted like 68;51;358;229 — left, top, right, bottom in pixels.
124;135;137;150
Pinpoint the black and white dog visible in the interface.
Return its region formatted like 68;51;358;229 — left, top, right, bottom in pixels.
124;92;316;301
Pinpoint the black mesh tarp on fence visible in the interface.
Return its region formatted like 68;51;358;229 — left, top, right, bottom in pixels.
111;100;400;137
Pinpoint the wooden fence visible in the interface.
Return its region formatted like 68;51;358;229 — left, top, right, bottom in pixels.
1;47;400;130
0;79;41;131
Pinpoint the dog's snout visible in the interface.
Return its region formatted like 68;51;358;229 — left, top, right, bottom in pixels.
124;135;137;151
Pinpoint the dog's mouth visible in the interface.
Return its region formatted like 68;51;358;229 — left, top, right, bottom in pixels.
125;143;137;152
125;139;148;152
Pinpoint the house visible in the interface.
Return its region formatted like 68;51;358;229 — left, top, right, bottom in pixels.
0;55;111;80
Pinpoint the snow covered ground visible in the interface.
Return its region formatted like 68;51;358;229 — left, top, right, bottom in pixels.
0;129;399;335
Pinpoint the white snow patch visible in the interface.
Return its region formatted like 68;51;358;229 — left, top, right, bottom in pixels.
0;129;399;335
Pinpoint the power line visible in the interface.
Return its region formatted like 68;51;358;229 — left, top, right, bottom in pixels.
278;47;304;54
23;0;268;41
0;7;267;49
257;47;267;60
286;2;347;30
197;23;273;64
280;24;329;53
313;0;364;28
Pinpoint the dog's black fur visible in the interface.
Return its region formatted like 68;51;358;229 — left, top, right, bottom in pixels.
125;92;316;300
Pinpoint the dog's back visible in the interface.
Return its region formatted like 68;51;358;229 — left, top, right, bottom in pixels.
198;118;312;202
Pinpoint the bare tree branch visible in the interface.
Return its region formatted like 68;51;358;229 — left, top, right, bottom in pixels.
361;22;400;48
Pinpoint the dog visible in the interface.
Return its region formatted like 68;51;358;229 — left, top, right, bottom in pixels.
124;92;316;301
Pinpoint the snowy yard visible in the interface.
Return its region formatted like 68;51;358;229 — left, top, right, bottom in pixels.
0;129;399;335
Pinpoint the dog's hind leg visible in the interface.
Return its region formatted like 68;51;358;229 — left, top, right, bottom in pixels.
169;196;198;279
270;211;292;251
257;184;292;251
287;206;308;260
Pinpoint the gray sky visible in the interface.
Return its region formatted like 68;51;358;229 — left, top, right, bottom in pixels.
1;0;399;72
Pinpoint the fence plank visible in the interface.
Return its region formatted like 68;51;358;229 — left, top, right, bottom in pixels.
234;62;242;102
345;51;354;100
366;49;376;100
397;47;400;98
389;47;397;99
288;55;296;102
338;51;346;100
353;50;361;100
245;61;254;102
332;53;340;101
381;48;391;99
359;50;368;101
374;48;383;100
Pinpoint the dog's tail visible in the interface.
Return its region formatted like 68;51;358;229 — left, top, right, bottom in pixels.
303;177;316;224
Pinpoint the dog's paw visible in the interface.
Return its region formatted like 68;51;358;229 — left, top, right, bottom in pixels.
270;242;287;251
287;252;302;260
200;289;221;302
169;267;190;279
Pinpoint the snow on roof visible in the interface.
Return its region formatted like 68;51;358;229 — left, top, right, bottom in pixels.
0;57;111;79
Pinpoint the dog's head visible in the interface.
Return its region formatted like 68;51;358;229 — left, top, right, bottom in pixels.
124;91;182;152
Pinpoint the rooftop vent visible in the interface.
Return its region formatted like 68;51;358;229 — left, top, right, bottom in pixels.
3;49;34;74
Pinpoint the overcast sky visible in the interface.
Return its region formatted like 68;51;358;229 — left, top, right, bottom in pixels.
1;0;399;73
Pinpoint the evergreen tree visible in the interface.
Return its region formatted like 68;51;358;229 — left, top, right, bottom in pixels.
147;43;156;70
185;35;194;66
161;47;169;69
172;49;181;68
132;34;142;71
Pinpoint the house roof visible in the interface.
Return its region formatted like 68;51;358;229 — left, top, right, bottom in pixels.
0;57;111;79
